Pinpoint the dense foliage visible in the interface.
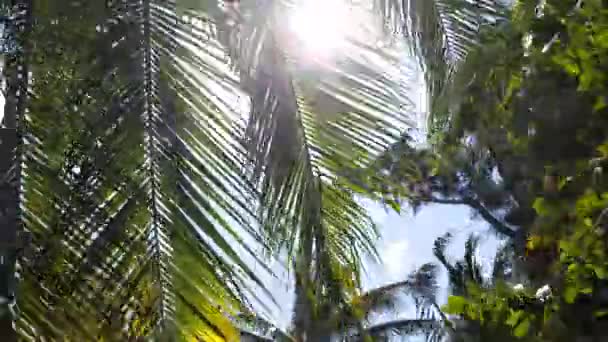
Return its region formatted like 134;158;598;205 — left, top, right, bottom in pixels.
1;0;607;341
430;1;608;341
342;1;608;341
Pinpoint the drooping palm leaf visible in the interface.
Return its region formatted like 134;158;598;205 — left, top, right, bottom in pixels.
5;0;279;339
222;0;417;245
433;232;505;298
433;232;469;296
17;3;160;338
213;0;422;337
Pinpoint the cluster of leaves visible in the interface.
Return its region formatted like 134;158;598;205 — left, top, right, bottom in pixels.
441;0;608;340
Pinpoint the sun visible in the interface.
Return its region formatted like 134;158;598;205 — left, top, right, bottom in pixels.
287;0;354;58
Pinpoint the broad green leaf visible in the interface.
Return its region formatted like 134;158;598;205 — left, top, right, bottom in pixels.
513;318;530;338
594;310;608;318
564;286;578;304
506;310;524;327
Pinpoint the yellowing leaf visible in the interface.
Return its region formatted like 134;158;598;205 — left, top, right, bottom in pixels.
594;266;608;279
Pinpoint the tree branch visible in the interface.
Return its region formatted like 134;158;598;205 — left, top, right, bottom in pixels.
365;318;441;337
410;195;467;205
463;197;516;238
426;197;468;205
409;194;516;238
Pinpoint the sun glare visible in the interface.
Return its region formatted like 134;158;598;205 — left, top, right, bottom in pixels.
288;0;354;57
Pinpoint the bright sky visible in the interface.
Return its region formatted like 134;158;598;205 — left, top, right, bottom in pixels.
362;202;503;320
253;202;503;332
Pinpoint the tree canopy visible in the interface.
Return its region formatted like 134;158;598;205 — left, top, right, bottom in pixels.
1;0;607;341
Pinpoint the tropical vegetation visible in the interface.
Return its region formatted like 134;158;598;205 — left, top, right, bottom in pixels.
0;0;607;341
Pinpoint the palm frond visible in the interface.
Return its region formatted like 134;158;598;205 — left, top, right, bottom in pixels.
132;0;277;338
433;232;453;271
433;232;492;299
329;263;446;342
355;280;412;319
235;310;293;341
491;240;513;282
9;0;278;339
433;233;471;297
17;3;157;337
346;319;443;342
372;0;508;133
405;263;440;305
214;0;420;337
464;233;484;285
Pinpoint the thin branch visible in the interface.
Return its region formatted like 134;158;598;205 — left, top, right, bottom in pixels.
365;318;440;336
431;302;455;334
463;197;516;238
425;196;467;205
359;280;410;300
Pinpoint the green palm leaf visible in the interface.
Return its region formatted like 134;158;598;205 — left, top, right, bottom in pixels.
218;0;420;338
1;0;279;339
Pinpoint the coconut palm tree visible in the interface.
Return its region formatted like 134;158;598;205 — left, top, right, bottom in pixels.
0;0;512;340
432;232;518;342
338;263;447;341
3;0;272;339
370;0;509;132
235;265;448;341
0;0;403;339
